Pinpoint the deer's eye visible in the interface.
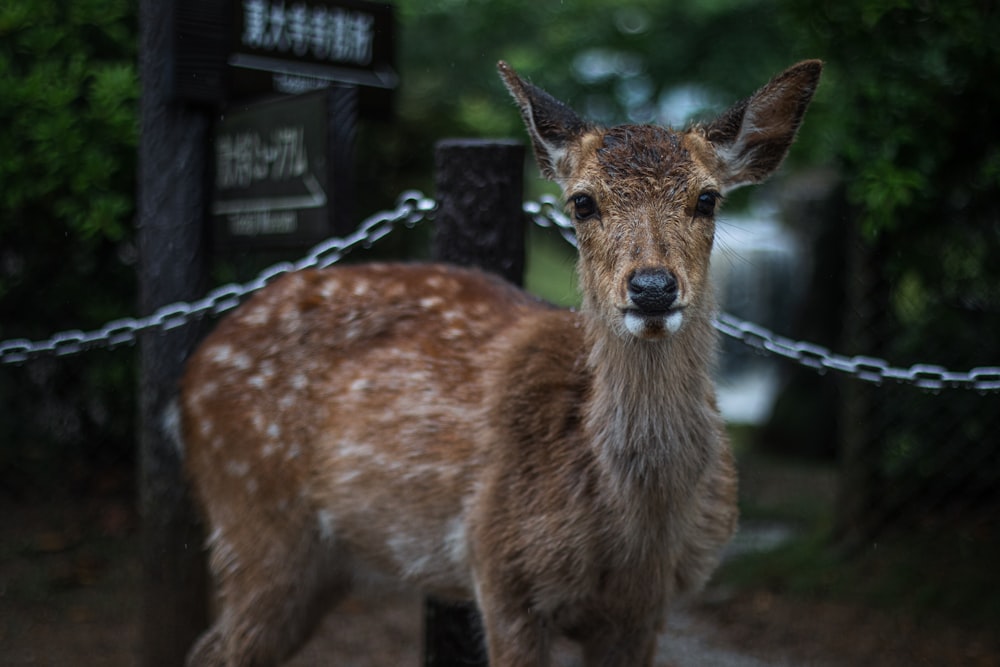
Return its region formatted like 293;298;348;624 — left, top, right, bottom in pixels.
695;191;721;217
571;194;598;221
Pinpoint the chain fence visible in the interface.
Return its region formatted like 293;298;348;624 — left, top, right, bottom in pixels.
2;190;998;393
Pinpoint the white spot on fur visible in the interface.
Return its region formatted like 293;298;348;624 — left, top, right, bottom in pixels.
351;280;370;297
291;374;308;390
267;423;281;439
225;460;250;477
420;296;444;309
279;308;302;333
198;419;214;437
232;352;252;370
206;344;234;365
242;306;270;326
338;469;361;484
388;532;433;580
338;440;375;460
206;343;251;369
349;378;372;393
192;381;218;405
251;412;266;432
342;323;364;342
319;281;339;299
245;478;258;494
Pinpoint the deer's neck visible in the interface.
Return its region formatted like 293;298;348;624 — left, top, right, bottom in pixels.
582;306;722;505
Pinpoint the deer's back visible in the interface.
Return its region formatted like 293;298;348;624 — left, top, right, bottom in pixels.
180;263;559;594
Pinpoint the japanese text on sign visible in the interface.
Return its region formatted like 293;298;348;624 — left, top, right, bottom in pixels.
216;126;308;189
241;0;376;66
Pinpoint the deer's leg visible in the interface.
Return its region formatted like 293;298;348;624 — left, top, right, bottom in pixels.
474;579;551;667
186;521;347;667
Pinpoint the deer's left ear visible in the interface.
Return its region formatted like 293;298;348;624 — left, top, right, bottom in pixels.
704;60;822;192
498;61;592;183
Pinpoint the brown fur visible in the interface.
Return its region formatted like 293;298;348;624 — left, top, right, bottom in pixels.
181;60;822;666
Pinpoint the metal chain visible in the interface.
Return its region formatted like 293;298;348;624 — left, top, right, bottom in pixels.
0;190;434;366
2;189;998;392
523;197;1000;392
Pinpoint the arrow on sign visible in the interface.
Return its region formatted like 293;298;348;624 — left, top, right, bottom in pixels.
211;172;327;215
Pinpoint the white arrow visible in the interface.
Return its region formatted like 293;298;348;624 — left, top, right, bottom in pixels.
211;172;327;215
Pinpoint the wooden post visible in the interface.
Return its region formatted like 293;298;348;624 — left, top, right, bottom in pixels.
327;85;359;238
424;139;526;666
432;139;527;286
137;0;211;663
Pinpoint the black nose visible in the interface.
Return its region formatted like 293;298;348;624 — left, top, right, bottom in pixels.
627;268;678;313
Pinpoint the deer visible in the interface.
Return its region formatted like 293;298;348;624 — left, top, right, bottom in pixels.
179;59;822;666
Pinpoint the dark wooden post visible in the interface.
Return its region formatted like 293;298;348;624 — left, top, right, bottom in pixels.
137;0;211;663
432;139;527;286
327;85;359;237
424;139;526;666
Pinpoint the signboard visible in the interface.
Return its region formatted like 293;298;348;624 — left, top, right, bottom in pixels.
175;0;396;114
210;88;356;249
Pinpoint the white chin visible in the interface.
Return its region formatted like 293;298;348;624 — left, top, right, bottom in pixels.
623;310;684;338
665;310;684;333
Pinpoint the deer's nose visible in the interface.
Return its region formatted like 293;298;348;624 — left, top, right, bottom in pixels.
627;268;679;313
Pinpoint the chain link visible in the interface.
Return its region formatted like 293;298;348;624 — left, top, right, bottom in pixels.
2;190;998;392
0;191;434;365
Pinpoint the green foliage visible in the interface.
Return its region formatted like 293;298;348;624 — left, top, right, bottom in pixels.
0;0;138;497
779;0;1000;239
774;0;1000;529
0;0;137;242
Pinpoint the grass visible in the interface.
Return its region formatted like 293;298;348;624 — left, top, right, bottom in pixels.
524;224;579;307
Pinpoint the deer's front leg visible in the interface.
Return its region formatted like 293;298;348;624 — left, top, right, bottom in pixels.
474;577;551;667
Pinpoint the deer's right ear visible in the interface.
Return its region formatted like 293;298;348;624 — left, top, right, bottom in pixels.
498;61;590;182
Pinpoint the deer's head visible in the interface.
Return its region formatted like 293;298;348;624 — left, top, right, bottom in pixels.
500;61;821;341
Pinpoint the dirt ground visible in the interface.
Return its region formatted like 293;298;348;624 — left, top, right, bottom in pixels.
2;497;998;666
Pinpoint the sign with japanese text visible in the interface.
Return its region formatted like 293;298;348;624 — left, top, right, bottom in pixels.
175;0;395;112
210;90;352;249
232;0;396;91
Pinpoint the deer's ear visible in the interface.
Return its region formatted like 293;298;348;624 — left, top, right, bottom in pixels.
498;61;590;182
704;60;822;192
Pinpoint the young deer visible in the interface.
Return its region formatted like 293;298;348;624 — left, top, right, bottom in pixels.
181;60;821;666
